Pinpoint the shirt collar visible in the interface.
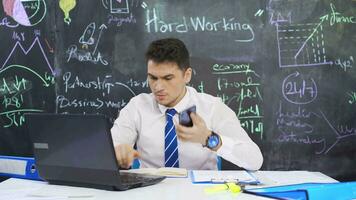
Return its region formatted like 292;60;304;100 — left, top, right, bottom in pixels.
158;86;191;114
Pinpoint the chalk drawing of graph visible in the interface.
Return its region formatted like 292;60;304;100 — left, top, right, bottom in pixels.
276;23;332;68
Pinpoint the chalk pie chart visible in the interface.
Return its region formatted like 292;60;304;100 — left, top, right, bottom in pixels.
2;0;47;26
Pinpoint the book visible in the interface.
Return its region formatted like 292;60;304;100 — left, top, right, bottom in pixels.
127;167;188;178
190;170;260;185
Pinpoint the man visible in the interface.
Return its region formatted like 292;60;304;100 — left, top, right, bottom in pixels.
111;38;263;170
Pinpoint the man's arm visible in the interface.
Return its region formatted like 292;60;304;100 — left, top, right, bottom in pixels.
175;100;263;171
211;101;263;170
111;100;140;169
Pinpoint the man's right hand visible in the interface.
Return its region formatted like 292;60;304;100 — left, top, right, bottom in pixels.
114;144;140;169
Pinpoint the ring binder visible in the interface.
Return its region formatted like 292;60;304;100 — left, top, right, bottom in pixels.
0;155;42;180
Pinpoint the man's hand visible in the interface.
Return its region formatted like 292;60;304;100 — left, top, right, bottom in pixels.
175;112;211;145
114;144;140;169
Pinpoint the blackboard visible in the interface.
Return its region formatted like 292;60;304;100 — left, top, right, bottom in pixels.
0;0;355;181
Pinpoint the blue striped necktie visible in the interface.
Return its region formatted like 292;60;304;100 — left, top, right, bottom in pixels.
164;108;179;168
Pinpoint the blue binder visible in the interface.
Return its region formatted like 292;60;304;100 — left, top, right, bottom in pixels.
245;181;356;200
0;155;42;180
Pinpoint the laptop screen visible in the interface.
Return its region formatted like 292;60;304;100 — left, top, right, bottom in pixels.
27;114;118;171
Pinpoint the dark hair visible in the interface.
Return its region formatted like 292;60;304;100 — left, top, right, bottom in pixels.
145;38;190;70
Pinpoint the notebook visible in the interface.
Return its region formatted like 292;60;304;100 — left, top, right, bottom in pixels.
128;167;188;177
25;113;165;191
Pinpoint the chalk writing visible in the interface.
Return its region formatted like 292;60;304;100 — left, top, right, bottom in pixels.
276;101;320;134
320;3;356;26
145;8;255;42
334;56;354;72
34;29;41;37
62;72;137;96
66;45;109;65
319;110;356;154
347;92;356;105
217;77;260;90
0;17;19;28
282;72;317;105
107;13;137;26
277;131;326;154
12;31;25;41
275;102;327;154
209;63;263;137
212;63;260;77
0;65;54;128
58;72;148;112
56;95;128;110
0;109;43;128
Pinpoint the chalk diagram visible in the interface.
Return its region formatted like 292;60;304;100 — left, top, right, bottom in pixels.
101;0;130;14
2;0;47;26
276;23;333;68
0;37;55;128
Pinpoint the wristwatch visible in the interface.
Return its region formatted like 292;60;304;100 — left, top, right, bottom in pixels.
205;132;220;150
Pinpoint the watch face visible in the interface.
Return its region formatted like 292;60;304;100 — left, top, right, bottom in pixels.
207;134;219;148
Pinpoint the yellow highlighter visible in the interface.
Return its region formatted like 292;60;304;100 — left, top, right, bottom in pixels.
204;182;242;194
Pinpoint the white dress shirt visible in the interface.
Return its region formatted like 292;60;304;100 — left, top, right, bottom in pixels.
111;86;263;170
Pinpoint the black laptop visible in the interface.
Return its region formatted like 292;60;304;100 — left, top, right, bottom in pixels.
26;113;165;191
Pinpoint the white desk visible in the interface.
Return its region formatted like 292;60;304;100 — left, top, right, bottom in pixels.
0;171;337;200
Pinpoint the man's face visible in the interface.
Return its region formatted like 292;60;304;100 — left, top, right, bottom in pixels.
147;60;192;107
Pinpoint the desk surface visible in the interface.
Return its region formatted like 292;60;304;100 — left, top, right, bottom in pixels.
0;171;337;200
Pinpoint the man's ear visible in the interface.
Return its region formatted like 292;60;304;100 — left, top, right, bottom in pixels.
184;67;192;84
